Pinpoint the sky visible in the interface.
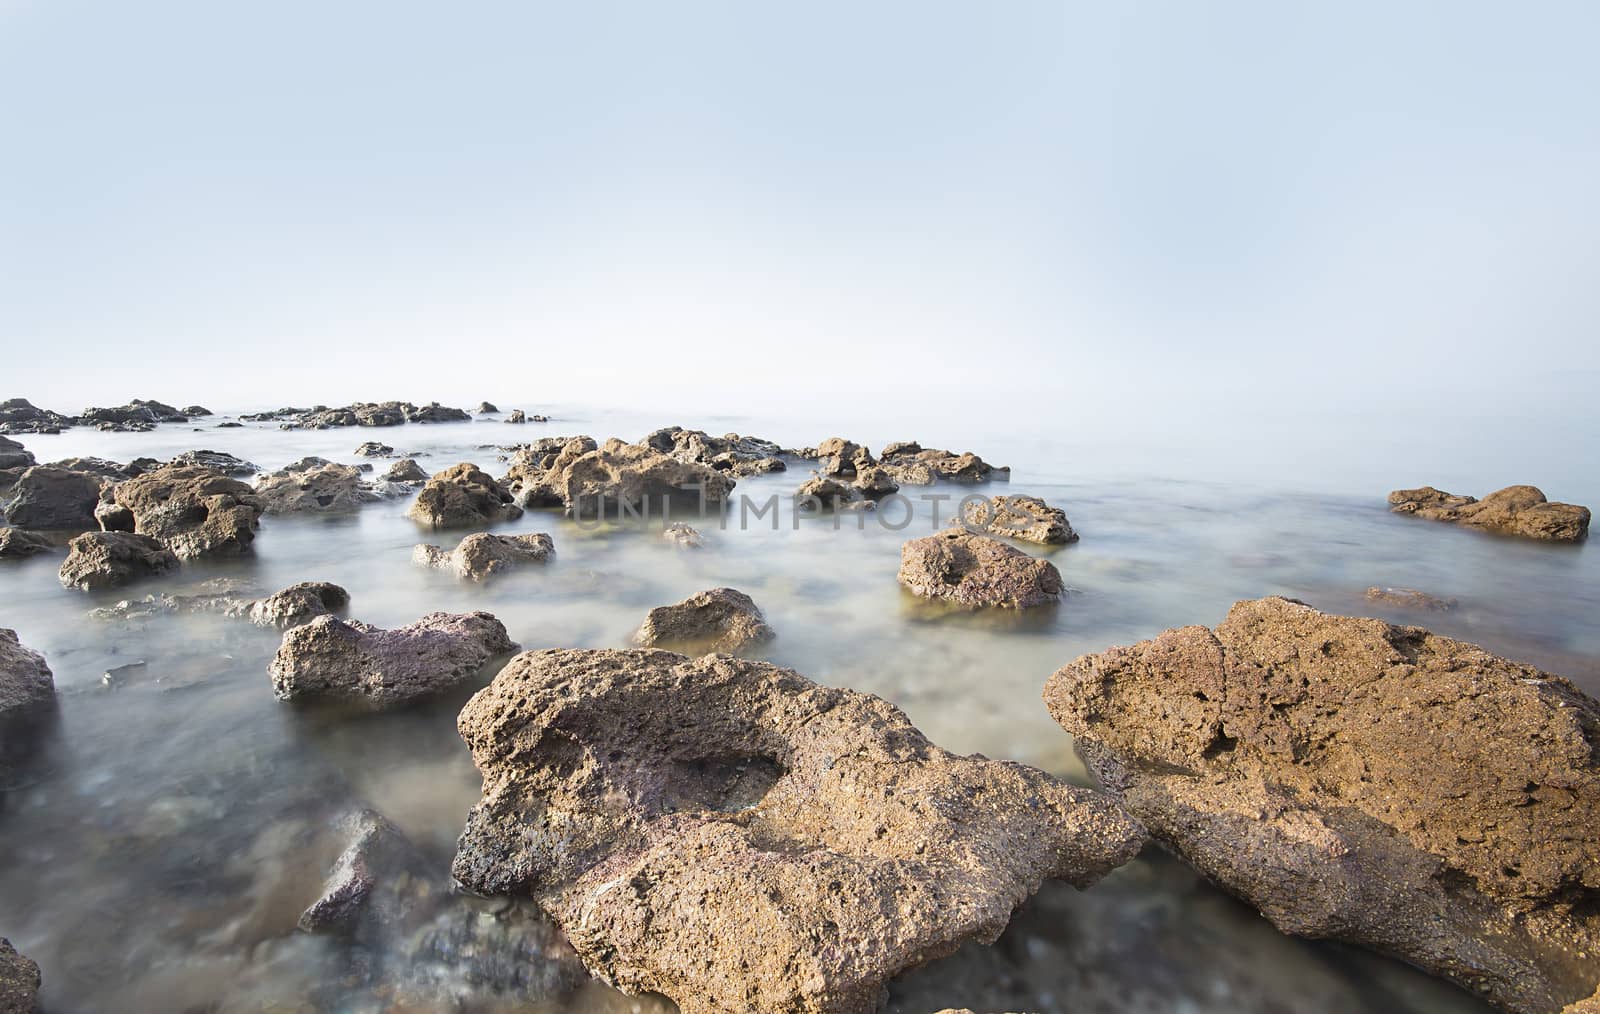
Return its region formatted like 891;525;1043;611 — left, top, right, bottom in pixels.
2;1;1597;432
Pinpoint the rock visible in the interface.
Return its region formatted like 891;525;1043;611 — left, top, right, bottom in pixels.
663;522;703;547
1043;596;1600;1014
270;611;518;708
506;409;527;424
0;628;54;721
540;439;735;517
354;441;394;457
182;405;212;416
1390;485;1591;542
0;937;42;1013
407;463;524;528
46;455;155;480
240;581;350;629
796;475;862;509
898;530;1063;609
642;427;787;477
635;587;775;654
0;528;53;560
255;461;368;514
814;436;873;477
100;463;262;559
1364;586;1457;611
58;531;179;590
880;443;1009;484
78;398;189;427
852;465;900;498
476;402;499;415
413;533;555;581
451;649;1145;1014
0;397;75;434
382;458;428;483
960;495;1077;545
501;436;596;506
167;449;259;476
2;465;104;530
300;808;432;933
0;436;33;470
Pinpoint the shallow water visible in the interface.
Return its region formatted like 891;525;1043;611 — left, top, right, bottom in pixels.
2;406;1594;1012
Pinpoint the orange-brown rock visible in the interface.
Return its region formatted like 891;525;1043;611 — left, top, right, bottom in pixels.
1389;485;1589;542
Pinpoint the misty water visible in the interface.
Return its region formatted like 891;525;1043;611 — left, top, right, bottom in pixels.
2;406;1595;1012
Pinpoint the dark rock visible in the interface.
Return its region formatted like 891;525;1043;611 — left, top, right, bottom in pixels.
0;397;76;434
300;809;432;933
58;531;179;590
167;449;259;477
961;495;1077;545
382;458;428;483
0;937;42;1013
476;402;499;415
100;464;262;559
2;465;104;530
635;587;774;654
898;530;1063;609
506;410;527;424
46;456;154;480
0;528;54;560
413;533;554;581
354;442;394;457
0;436;33;470
407;464;524;529
78;398;189;427
0;628;55;721
1390;485;1590;542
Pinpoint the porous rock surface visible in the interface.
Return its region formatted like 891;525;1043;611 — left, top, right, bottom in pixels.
509;438;738;516
898;530;1063;609
0;628;55;721
450;649;1145;1014
98;463;262;559
0;937;42;1013
58;531;179;590
241;581;350;629
960;494;1077;545
1043;596;1600;1014
255;460;370;514
635;587;774;654
407;463;523;529
1390;485;1590;542
412;532;554;581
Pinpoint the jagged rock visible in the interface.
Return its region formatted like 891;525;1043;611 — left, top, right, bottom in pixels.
451;649;1145;1014
100;464;262;559
300;809;433;933
0;397;75;434
635;588;774;654
2;465;104;530
796;475;862;509
58;531;179;590
1389;485;1590;542
245;401;470;429
0;528;53;560
663;522;703;547
477;402;499;415
239;582;350;628
167;449;259;476
354;441;394;457
0;436;32;470
270;611;517;708
0;628;54;721
960;495;1077;545
1043;596;1600;1014
413;533;554;581
383;458;428;483
642;427;788;477
407;463;524;529
78;398;189;427
518;439;735;517
506;409;527;424
814;437;873;478
898;530;1063;609
0;937;42;1012
1364;586;1458;611
880;443;1009;484
852;465;900;498
501;437;596;506
255;461;368;514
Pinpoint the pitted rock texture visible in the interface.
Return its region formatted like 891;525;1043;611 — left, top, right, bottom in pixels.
407;463;524;529
1389;485;1590;542
960;495;1077;545
0;628;55;721
270;611;517;709
635;587;774;654
0;937;41;1013
795;476;862;509
898;530;1063;609
58;532;179;590
99;463;262;559
240;581;350;629
413;532;554;581
451;649;1145;1014
1044;596;1600;1014
515;438;738;516
255;460;371;514
2;465;104;530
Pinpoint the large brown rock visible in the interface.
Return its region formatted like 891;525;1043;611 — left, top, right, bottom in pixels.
406;463;523;529
412;532;554;581
960;495;1077;545
0;528;53;560
0;937;41;1013
2;465;103;530
254;460;368;514
879;443;1009;484
270;611;517;709
1043;596;1600;1014
1390;485;1590;542
898;530;1063;609
635;587;775;654
451;649;1144;1014
525;438;737;516
0;628;54;721
99;463;262;559
58;531;179;590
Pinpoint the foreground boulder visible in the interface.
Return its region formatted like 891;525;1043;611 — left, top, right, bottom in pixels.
898;530;1063;609
0;937;41;1012
635;587;774;654
0;528;53;560
78;398;189;429
0;397;76;434
1044;596;1600;1014
451;649;1145;1014
98;463;262;559
1;628;54;721
961;494;1077;545
270;611;517;708
413;532;554;581
2;465;103;530
1389;485;1590;542
407;463;523;529
58;532;179;590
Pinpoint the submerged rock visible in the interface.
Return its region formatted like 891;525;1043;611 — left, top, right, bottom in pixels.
167;449;259;477
960;494;1077;545
2;465;104;530
0;628;55;721
58;531;179;590
413;532;554;582
270;611;517;709
662;522;703;547
100;463;262;560
0;528;53;560
0;937;42;1013
1389;485;1590;542
635;587;774;654
898;530;1063;609
451;649;1145;1014
300;808;432;933
240;581;350;629
1043;596;1600;1014
407;464;524;529
1364;586;1458;611
0;436;33;470
0;397;76;434
383;458;428;483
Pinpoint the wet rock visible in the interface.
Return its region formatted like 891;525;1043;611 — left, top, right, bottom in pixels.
635;587;775;654
0;436;32;470
796;475;863;509
1390;485;1590;542
0;937;42;1012
101;464;262;559
413;533;555;581
0;528;54;560
407;463;524;529
1;628;55;721
0;397;76;434
383;458;428;483
239;582;350;629
407;402;471;424
247;401;470;429
2;465;104;530
880;443;1009;484
1043;596;1600;1014
270;611;518;709
898;530;1063;609
961;495;1077;545
528;439;735;517
354;441;394;457
167;449;259;477
182;405;212;417
1364;586;1457;611
477;402;499;415
662;522;703;547
300;809;433;933
58;531;180;590
506;409;527;424
255;461;368;515
451;649;1145;1014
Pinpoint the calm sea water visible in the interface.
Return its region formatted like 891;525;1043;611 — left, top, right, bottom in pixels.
2;403;1593;1012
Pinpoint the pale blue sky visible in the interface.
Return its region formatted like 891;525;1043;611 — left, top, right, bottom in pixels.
2;1;1597;423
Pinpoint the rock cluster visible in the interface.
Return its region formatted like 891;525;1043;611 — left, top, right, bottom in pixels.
58;531;179;590
407;463;524;528
642;426;788;477
0;397;75;434
354;441;394;457
0;627;55;721
898;530;1063;609
413;532;554;581
451;649;1145;1014
635;587;774;654
797;439;1009;487
79;398;191;430
961;494;1077;545
242;401;470;429
97;463;262;559
270;611;517;708
1044;596;1600;1014
2;465;105;530
1390;485;1590;542
504;438;736;516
